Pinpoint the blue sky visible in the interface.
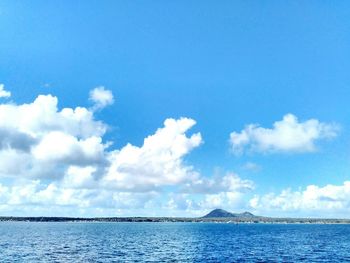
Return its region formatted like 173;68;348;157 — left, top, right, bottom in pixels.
1;1;350;217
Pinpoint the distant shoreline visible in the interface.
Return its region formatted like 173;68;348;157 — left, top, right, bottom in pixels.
1;216;350;224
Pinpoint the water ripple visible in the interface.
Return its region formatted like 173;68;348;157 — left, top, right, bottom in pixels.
0;222;350;262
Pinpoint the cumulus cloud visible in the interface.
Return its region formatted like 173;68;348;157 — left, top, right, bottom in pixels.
250;181;350;217
0;86;256;216
0;90;202;187
0;93;108;179
0;84;11;98
32;132;106;165
230;114;338;155
0;94;106;139
89;86;114;110
102;118;202;191
2;88;345;218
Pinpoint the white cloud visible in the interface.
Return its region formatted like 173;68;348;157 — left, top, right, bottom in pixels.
200;192;247;210
0;170;254;216
32;131;106;165
183;172;254;194
0;94;106;138
89;86;114;110
250;181;350;217
166;193;197;211
102;118;202;191
0;87;256;216
0;93;108;179
165;191;251;215
0;92;202;189
165;172;255;213
62;166;97;189
0;181;158;212
0;84;11;98
230;114;338;155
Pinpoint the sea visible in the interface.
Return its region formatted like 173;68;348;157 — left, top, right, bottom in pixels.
0;222;349;262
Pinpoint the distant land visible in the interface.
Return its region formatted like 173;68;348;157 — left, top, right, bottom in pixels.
202;208;255;219
1;209;350;224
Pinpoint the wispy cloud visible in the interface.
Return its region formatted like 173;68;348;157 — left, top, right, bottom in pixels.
89;86;114;110
0;84;11;98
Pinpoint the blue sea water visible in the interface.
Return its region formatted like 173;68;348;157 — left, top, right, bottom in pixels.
0;222;350;262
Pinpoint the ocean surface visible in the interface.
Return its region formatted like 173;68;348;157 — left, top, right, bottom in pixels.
0;222;350;262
